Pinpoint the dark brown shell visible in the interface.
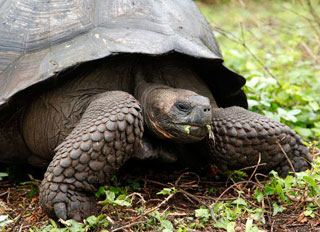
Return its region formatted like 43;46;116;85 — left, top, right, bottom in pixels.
0;0;247;109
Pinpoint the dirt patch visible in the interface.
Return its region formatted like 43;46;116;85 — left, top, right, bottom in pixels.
0;180;48;231
1;162;320;231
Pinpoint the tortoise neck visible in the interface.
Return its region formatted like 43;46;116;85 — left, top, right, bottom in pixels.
134;69;171;140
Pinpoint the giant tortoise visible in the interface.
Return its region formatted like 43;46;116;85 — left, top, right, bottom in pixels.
0;0;311;221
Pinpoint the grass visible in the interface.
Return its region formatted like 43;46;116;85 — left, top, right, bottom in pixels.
1;0;320;231
197;0;320;145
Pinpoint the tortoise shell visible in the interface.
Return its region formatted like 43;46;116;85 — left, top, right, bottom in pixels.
0;0;247;109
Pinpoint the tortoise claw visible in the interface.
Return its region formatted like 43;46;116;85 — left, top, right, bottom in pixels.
41;183;97;221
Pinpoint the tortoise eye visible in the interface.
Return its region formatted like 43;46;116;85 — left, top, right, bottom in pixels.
175;102;191;112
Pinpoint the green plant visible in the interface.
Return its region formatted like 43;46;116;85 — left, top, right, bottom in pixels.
157;187;177;196
0;173;7;181
197;0;320;145
0;215;13;229
99;187;132;207
149;210;174;232
20;180;39;198
30;216;110;232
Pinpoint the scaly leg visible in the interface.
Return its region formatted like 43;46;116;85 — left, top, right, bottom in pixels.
39;91;143;220
208;106;312;177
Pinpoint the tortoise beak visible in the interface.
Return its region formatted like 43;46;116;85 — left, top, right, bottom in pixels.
190;104;212;127
188;95;212;127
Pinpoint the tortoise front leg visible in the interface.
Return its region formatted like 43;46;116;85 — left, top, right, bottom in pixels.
40;91;143;221
208;106;312;177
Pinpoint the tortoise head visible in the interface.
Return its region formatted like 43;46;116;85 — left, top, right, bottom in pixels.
141;86;212;143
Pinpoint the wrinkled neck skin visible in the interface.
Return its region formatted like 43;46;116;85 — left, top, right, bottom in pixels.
134;57;214;143
135;80;171;139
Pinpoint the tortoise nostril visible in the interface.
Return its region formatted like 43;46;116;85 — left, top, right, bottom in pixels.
203;107;211;113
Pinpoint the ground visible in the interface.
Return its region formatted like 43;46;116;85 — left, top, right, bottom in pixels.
1;146;320;231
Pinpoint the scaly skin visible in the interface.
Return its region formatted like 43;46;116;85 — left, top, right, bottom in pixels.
0;56;312;221
39;91;143;220
208;106;312;177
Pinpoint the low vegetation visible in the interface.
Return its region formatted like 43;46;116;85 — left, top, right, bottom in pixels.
198;0;320;144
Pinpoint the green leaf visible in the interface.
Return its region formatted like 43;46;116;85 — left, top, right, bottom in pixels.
214;218;232;230
0;172;8;181
161;219;174;230
96;186;105;198
100;190;131;207
195;208;210;219
0;215;13;227
67;219;85;232
304;209;315;218
248;99;259;107
253;189;264;203
303;176;320;193
114;199;131;207
183;125;191;134
309;101;320;111
157;187;176;195
272;202;285;216
294;127;313;138
105;190;116;202
233;198;248;206
150;210;161;221
226;221;236;232
49;219;58;228
86;215;98;226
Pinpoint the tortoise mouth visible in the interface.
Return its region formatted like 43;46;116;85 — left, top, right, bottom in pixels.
174;123;208;140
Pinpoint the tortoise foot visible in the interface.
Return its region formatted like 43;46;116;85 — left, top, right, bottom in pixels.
209;106;312;176
40;182;97;221
275;144;310;177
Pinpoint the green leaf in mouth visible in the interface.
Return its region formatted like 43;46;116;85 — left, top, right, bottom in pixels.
184;125;191;134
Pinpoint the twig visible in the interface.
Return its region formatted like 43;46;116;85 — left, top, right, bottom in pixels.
9;208;26;232
239;23;279;84
168;212;190;217
300;42;320;64
214;25;280;86
126;192;146;205
244;153;261;189
145;179;171;188
254;173;273;224
129;192;175;223
239;162;266;171
276;142;296;177
27;174;41;187
107;216;115;225
212;180;262;206
112;220;146;232
6;188;10;204
284;3;320;38
199;195;251;201
0;191;8;197
286;193;318;203
306;0;320;29
180;192;196;205
178;188;217;223
175;172;200;188
146;175;217;223
270;220;275;232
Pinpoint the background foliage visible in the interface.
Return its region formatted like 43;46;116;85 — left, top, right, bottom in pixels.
197;0;320;145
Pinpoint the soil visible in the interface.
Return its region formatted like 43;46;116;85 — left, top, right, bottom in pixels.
1;159;320;232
